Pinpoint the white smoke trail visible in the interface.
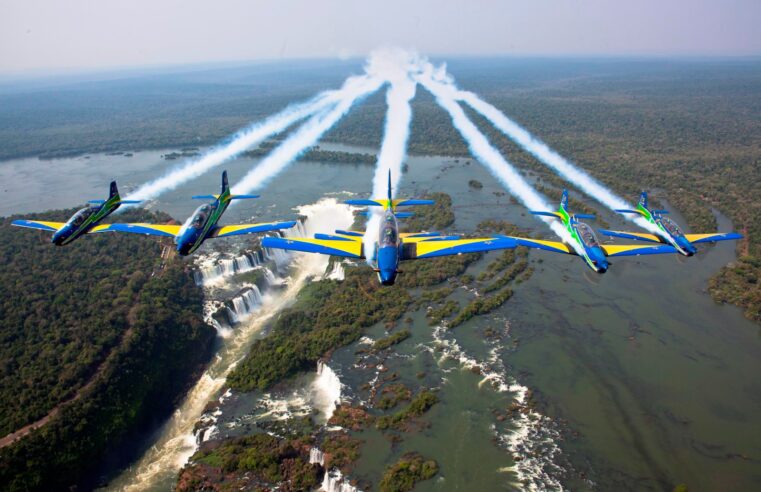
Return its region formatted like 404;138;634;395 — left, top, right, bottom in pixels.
456;91;659;234
230;73;384;196
362;49;419;259
413;62;580;252
122;87;350;203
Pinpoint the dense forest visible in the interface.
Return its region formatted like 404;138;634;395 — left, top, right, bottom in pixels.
0;209;215;490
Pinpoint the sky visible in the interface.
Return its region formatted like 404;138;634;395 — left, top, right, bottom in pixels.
1;0;760;74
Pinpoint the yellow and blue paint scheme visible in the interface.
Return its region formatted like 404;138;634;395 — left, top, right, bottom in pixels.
511;190;681;273
262;171;518;285
11;181;140;245
600;191;742;256
105;170;296;256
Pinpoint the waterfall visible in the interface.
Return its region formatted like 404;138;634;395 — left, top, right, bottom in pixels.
311;361;342;422
325;261;345;281
321;469;363;492
309;447;326;466
194;248;286;286
225;286;265;324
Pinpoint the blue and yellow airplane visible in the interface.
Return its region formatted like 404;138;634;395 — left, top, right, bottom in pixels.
599;191;743;256
262;171;518;285
504;190;679;273
106;171;296;255
11;181;141;245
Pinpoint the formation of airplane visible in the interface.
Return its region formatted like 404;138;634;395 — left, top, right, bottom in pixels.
12;171;295;255
504;190;681;273
104;171;297;255
263;171;518;285
11;181;140;245
599;191;743;256
11;170;742;280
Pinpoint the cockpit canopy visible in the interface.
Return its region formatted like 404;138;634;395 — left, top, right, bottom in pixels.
575;222;600;248
191;204;212;229
67;207;94;228
379;212;398;246
658;216;683;237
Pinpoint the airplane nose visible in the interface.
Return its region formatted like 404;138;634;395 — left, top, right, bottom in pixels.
379;269;396;286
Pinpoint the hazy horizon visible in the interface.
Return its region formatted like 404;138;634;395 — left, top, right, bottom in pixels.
2;0;760;76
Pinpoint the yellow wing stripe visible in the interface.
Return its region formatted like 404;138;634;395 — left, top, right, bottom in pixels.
18;220;66;231
511;237;573;254
621;232;661;242
286;238;363;257
684;234;723;242
414;238;495;257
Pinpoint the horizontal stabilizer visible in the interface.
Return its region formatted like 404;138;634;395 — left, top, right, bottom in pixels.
192;194;219;200
598;230;663;244
394;212;414;218
118;200;142;205
651;210;670;215
346;199;385;207
530;211;563;219
394;199;435;207
88;200;106;205
614;209;645;216
573;214;596;221
229;194;260;200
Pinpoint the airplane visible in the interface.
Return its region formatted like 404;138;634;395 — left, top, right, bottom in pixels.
599;191;743;256
106;170;297;255
503;190;679;273
262;171;518;285
11;181;141;245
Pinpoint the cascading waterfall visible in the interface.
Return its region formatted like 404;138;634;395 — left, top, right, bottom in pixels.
321;469;363;492
225;286;264;324
106;198;355;492
310;361;342;422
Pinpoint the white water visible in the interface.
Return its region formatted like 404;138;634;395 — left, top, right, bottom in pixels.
310;361;343;423
193;247;288;286
413;59;581;254
321;468;363;492
426;325;565;491
456;90;659;235
106;198;354;492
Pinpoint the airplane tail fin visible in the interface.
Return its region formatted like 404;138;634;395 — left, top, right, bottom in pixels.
387;169;392;202
110;181;119;200
638;191;648;209
221;170;230;195
89;181;140;206
560;189;569;211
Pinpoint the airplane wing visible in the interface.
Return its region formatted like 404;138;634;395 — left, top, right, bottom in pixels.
261;236;364;259
210;221;297;238
11;220;65;232
684;232;743;244
598;230;663;244
104;223;182;237
402;237;516;259
600;244;678;257
509;237;574;254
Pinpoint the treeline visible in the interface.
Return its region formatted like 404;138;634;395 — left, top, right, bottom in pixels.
242;143;376;164
0;209;215;490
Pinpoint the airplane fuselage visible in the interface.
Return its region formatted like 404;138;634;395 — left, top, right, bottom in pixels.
175;196;230;255
375;210;400;285
51;195;122;246
636;204;696;256
557;207;609;273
